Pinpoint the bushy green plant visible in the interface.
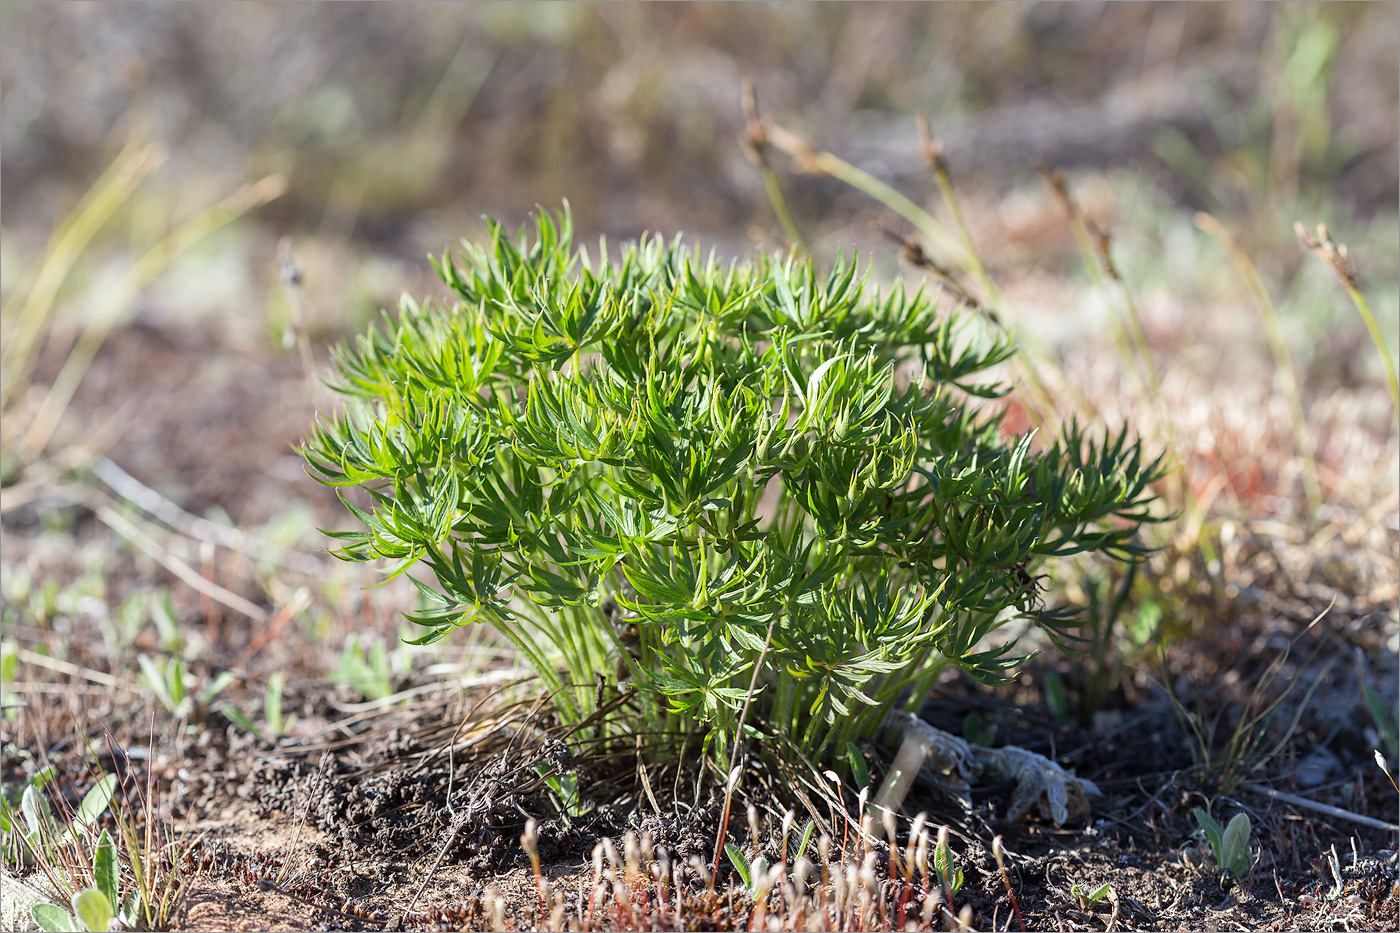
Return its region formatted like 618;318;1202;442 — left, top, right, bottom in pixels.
303;206;1164;768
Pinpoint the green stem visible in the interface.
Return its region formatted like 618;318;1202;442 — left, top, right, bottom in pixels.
810;151;971;271
1345;284;1400;422
760;162;808;255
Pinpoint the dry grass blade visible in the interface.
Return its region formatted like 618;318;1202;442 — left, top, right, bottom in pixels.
0;134;167;409
1195;212;1322;517
1295;220;1399;418
741;80;807;253
765;120;970;268
92;456;327;575
19;173;287;459
94;502;270;623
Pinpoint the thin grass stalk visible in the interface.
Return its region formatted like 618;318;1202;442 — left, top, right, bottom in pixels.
765;123;969;267
1196;212;1323;517
0;136;166;408
1295;221;1399;422
917;115;1002;309
20;174;287;458
1041;167;1190;518
764;120;1078;434
742;81;808;254
710;613;778;888
1341;287;1400;419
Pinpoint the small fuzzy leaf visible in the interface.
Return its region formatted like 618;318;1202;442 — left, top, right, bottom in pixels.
1220;812;1251;877
71;888;111;932
725;843;752;888
845;742;870;790
31;903;74;933
199;669;239;705
221;706;265;740
795;820;817;862
21;782;51;838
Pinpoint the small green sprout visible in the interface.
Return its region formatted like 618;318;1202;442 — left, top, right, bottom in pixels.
1361;678;1398;761
221;672;296;741
1070;881;1113;910
932;826;963;898
533;762;585;820
962;710;997;747
332;635;397;701
30;828;139;932
1043;670;1074;725
1193;807;1252;880
137;655;235;721
724;842;768;897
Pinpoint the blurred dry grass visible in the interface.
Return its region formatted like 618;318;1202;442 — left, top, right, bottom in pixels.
0;7;1397;929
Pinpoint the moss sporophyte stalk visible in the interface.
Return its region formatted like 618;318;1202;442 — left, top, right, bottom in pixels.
302;206;1165;771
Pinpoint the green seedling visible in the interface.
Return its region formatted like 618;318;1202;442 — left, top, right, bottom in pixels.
724;843;770;899
932;828;963;898
793;819;817;863
137;655;236;721
332;635;398;701
2;769;117;869
845;742;871;793
1361;678;1398;762
533;762;585;820
148;589;182;653
30;828;140;932
222;672;296;741
1193;807;1252;880
304;206;1165;772
1;639;19;719
1043;670;1073;725
1070;881;1113;910
962;711;997;747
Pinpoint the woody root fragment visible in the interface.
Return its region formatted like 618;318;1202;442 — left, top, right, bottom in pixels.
877;711;1100;825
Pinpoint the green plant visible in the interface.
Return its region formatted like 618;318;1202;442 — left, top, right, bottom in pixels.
961;711;997;748
304;206;1165;772
2;768;116;870
30;829;138;933
1169;607;1332;794
1070;880;1113;910
1043;670;1074;726
1193;807;1253;880
533;762;586;820
1;639;19;719
331;634;399;701
222;672;296;741
1059;563;1161;722
136;655;236;722
931;826;963;899
724;842;769;898
1361;677;1398;762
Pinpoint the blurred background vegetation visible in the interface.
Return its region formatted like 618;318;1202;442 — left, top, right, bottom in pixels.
0;1;1395;746
3;2;1396;329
